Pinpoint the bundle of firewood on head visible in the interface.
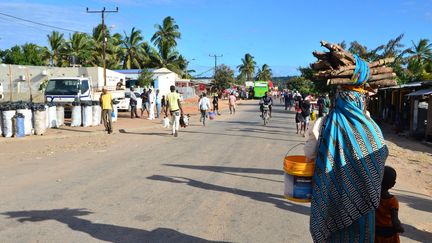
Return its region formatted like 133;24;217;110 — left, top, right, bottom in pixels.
311;41;397;89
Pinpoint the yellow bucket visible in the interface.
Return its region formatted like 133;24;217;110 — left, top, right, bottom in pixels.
283;155;315;203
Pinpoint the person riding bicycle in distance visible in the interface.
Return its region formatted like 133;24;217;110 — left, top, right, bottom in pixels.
259;92;273;118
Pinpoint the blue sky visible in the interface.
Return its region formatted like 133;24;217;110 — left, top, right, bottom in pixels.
0;0;431;76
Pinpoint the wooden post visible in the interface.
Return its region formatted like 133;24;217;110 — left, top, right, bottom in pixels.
8;64;12;101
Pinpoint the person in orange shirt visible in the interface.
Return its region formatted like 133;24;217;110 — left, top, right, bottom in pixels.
375;166;404;243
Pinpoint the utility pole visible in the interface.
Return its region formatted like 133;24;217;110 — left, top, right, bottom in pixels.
209;54;223;77
87;7;119;87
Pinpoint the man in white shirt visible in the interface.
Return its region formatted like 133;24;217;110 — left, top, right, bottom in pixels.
147;89;156;120
198;93;210;123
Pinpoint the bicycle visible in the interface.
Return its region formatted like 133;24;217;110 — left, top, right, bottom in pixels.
262;104;270;126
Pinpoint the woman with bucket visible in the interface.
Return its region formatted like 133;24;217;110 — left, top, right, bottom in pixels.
304;55;388;242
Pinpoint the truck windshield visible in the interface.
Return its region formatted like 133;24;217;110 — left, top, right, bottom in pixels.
45;79;80;95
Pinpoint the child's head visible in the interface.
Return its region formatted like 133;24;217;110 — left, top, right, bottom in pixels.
382;166;397;191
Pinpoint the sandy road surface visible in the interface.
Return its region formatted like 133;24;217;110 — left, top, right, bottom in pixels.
0;101;431;242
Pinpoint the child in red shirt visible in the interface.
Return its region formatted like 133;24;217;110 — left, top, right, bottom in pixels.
375;166;404;243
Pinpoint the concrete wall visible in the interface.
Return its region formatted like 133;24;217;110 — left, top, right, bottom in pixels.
0;64;124;103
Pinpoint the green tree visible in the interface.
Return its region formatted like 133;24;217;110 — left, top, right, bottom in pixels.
3;45;25;64
137;68;154;88
22;43;45;65
63;32;92;66
151;16;181;51
213;64;235;90
256;64;272;81
287;76;314;94
122;27;144;69
237;53;256;81
46;31;65;66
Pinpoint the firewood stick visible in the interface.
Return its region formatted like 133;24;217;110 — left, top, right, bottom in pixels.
316;66;394;78
368;79;397;87
368;73;396;81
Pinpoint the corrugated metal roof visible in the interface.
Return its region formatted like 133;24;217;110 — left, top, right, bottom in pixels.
406;88;432;96
113;69;156;74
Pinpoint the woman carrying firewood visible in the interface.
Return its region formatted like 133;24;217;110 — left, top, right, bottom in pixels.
305;54;389;242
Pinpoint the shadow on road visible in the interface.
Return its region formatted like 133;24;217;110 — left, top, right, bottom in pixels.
164;164;284;183
181;130;303;142
395;193;432;213
119;129;169;137
147;175;310;216
402;223;432;243
1;208;227;243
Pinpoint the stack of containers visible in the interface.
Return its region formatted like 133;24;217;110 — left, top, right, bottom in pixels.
32;103;47;135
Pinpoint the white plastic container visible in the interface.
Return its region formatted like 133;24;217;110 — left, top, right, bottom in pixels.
82;105;93;127
33;110;47;135
2;110;16;138
45;105;49;129
92;104;101;126
0;111;3;136
48;105;57;128
56;106;65;127
71;105;82;127
16;108;33;135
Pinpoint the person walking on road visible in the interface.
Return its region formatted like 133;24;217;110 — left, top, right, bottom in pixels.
304;59;388;242
212;91;221;115
155;89;162;119
199;93;210;125
165;85;183;137
129;87;139;119
140;89;149;118
229;92;237;114
148;89;156;120
99;87;113;134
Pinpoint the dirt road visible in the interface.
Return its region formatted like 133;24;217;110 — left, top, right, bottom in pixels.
0;101;430;242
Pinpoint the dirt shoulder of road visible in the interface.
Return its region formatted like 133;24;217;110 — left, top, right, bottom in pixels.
0;97;247;144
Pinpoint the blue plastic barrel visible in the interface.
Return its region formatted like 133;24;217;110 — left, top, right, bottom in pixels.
15;113;25;138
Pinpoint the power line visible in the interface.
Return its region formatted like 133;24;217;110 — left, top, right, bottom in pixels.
0;15;54;33
209;54;223;77
0;11;86;33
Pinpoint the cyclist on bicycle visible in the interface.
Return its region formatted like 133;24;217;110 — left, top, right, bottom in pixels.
199;92;211;123
259;92;273;118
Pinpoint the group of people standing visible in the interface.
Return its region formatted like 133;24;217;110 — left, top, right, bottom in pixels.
280;90;331;136
129;87;166;120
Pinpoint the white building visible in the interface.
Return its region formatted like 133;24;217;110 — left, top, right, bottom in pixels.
115;68;190;97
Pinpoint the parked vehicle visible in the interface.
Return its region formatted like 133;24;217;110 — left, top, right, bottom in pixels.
117;91;142;111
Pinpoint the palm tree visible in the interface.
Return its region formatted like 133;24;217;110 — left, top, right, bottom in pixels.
237;53;256;81
62;32;92;66
406;39;432;81
47;31;65;66
122;27;144;69
147;43;184;75
348;41;379;61
151;16;181;51
408;39;432;63
256;64;272;81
